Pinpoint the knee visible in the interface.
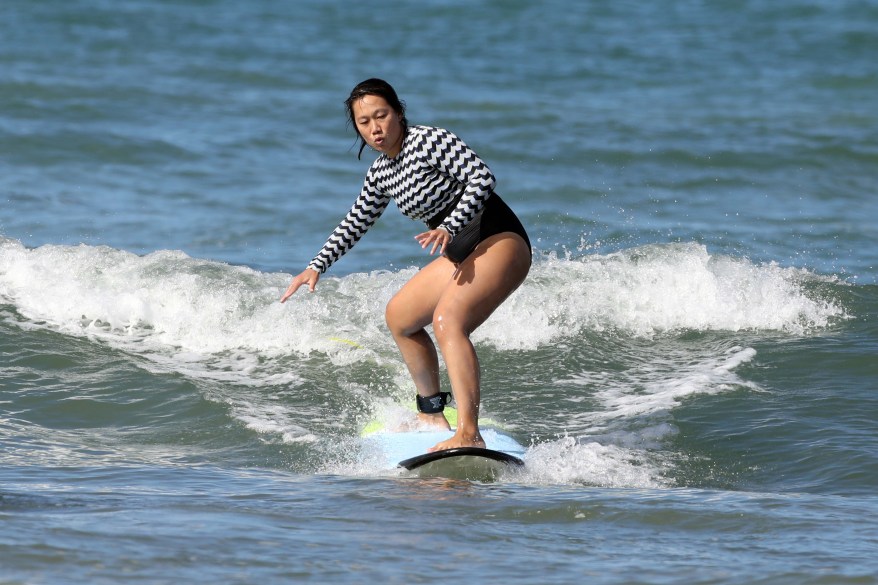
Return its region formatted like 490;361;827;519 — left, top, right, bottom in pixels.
432;309;467;344
385;296;403;335
386;295;419;338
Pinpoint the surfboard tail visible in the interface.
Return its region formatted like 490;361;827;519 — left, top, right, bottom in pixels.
398;447;524;482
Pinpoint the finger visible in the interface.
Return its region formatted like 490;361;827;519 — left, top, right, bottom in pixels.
280;280;302;303
438;232;450;255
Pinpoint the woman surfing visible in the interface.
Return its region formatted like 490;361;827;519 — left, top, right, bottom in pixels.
281;79;531;453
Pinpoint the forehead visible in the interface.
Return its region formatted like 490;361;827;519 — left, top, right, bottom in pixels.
352;94;391;117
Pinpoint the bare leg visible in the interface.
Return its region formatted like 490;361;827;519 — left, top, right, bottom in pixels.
385;233;530;450
385;256;457;429
429;233;530;451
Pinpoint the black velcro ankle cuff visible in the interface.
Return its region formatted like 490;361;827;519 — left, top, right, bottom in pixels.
416;392;452;414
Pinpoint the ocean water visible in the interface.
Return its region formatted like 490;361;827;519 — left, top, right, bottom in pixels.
2;0;877;583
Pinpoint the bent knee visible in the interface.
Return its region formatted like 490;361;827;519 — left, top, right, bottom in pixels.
432;308;470;342
385;296;404;333
386;295;431;337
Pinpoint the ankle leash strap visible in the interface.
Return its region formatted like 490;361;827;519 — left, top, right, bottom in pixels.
416;391;452;414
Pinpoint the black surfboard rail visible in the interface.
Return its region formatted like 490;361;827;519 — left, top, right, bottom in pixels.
398;447;524;470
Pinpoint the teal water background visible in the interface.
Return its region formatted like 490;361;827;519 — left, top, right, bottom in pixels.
2;1;877;583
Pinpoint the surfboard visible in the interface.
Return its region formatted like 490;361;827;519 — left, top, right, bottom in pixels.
398;446;523;482
361;411;526;481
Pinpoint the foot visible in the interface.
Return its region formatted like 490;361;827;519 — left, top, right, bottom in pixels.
416;411;451;431
428;431;485;453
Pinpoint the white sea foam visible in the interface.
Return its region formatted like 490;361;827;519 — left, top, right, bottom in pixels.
580;345;759;425
0;237;848;479
520;436;673;488
476;241;848;349
0;238;845;360
516;343;761;488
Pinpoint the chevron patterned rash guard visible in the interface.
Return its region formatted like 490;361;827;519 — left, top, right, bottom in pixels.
307;125;495;274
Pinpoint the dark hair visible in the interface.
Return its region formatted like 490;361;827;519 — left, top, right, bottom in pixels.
344;78;408;159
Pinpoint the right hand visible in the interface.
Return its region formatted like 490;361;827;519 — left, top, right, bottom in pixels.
414;227;452;256
280;268;320;303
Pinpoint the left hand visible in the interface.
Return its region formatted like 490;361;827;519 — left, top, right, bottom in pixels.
414;228;452;256
279;268;320;303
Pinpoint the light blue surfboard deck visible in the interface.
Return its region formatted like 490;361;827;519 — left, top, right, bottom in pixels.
362;427;526;482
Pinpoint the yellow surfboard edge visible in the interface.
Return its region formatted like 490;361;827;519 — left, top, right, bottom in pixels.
328;336;362;348
361;405;509;437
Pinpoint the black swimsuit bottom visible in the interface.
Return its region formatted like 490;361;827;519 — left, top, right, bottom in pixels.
427;193;531;264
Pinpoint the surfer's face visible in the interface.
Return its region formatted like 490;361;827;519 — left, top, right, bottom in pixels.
352;95;404;158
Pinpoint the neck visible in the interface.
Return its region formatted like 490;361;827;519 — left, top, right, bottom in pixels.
386;126;406;159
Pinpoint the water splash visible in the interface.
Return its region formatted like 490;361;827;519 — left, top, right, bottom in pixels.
0;237;849;486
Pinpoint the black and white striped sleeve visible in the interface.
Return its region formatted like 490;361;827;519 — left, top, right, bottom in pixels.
419;128;496;237
307;175;391;274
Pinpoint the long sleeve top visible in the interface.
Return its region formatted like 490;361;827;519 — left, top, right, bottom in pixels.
307;125;495;273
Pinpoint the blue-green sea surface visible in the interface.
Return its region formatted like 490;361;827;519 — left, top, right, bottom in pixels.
2;1;877;583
